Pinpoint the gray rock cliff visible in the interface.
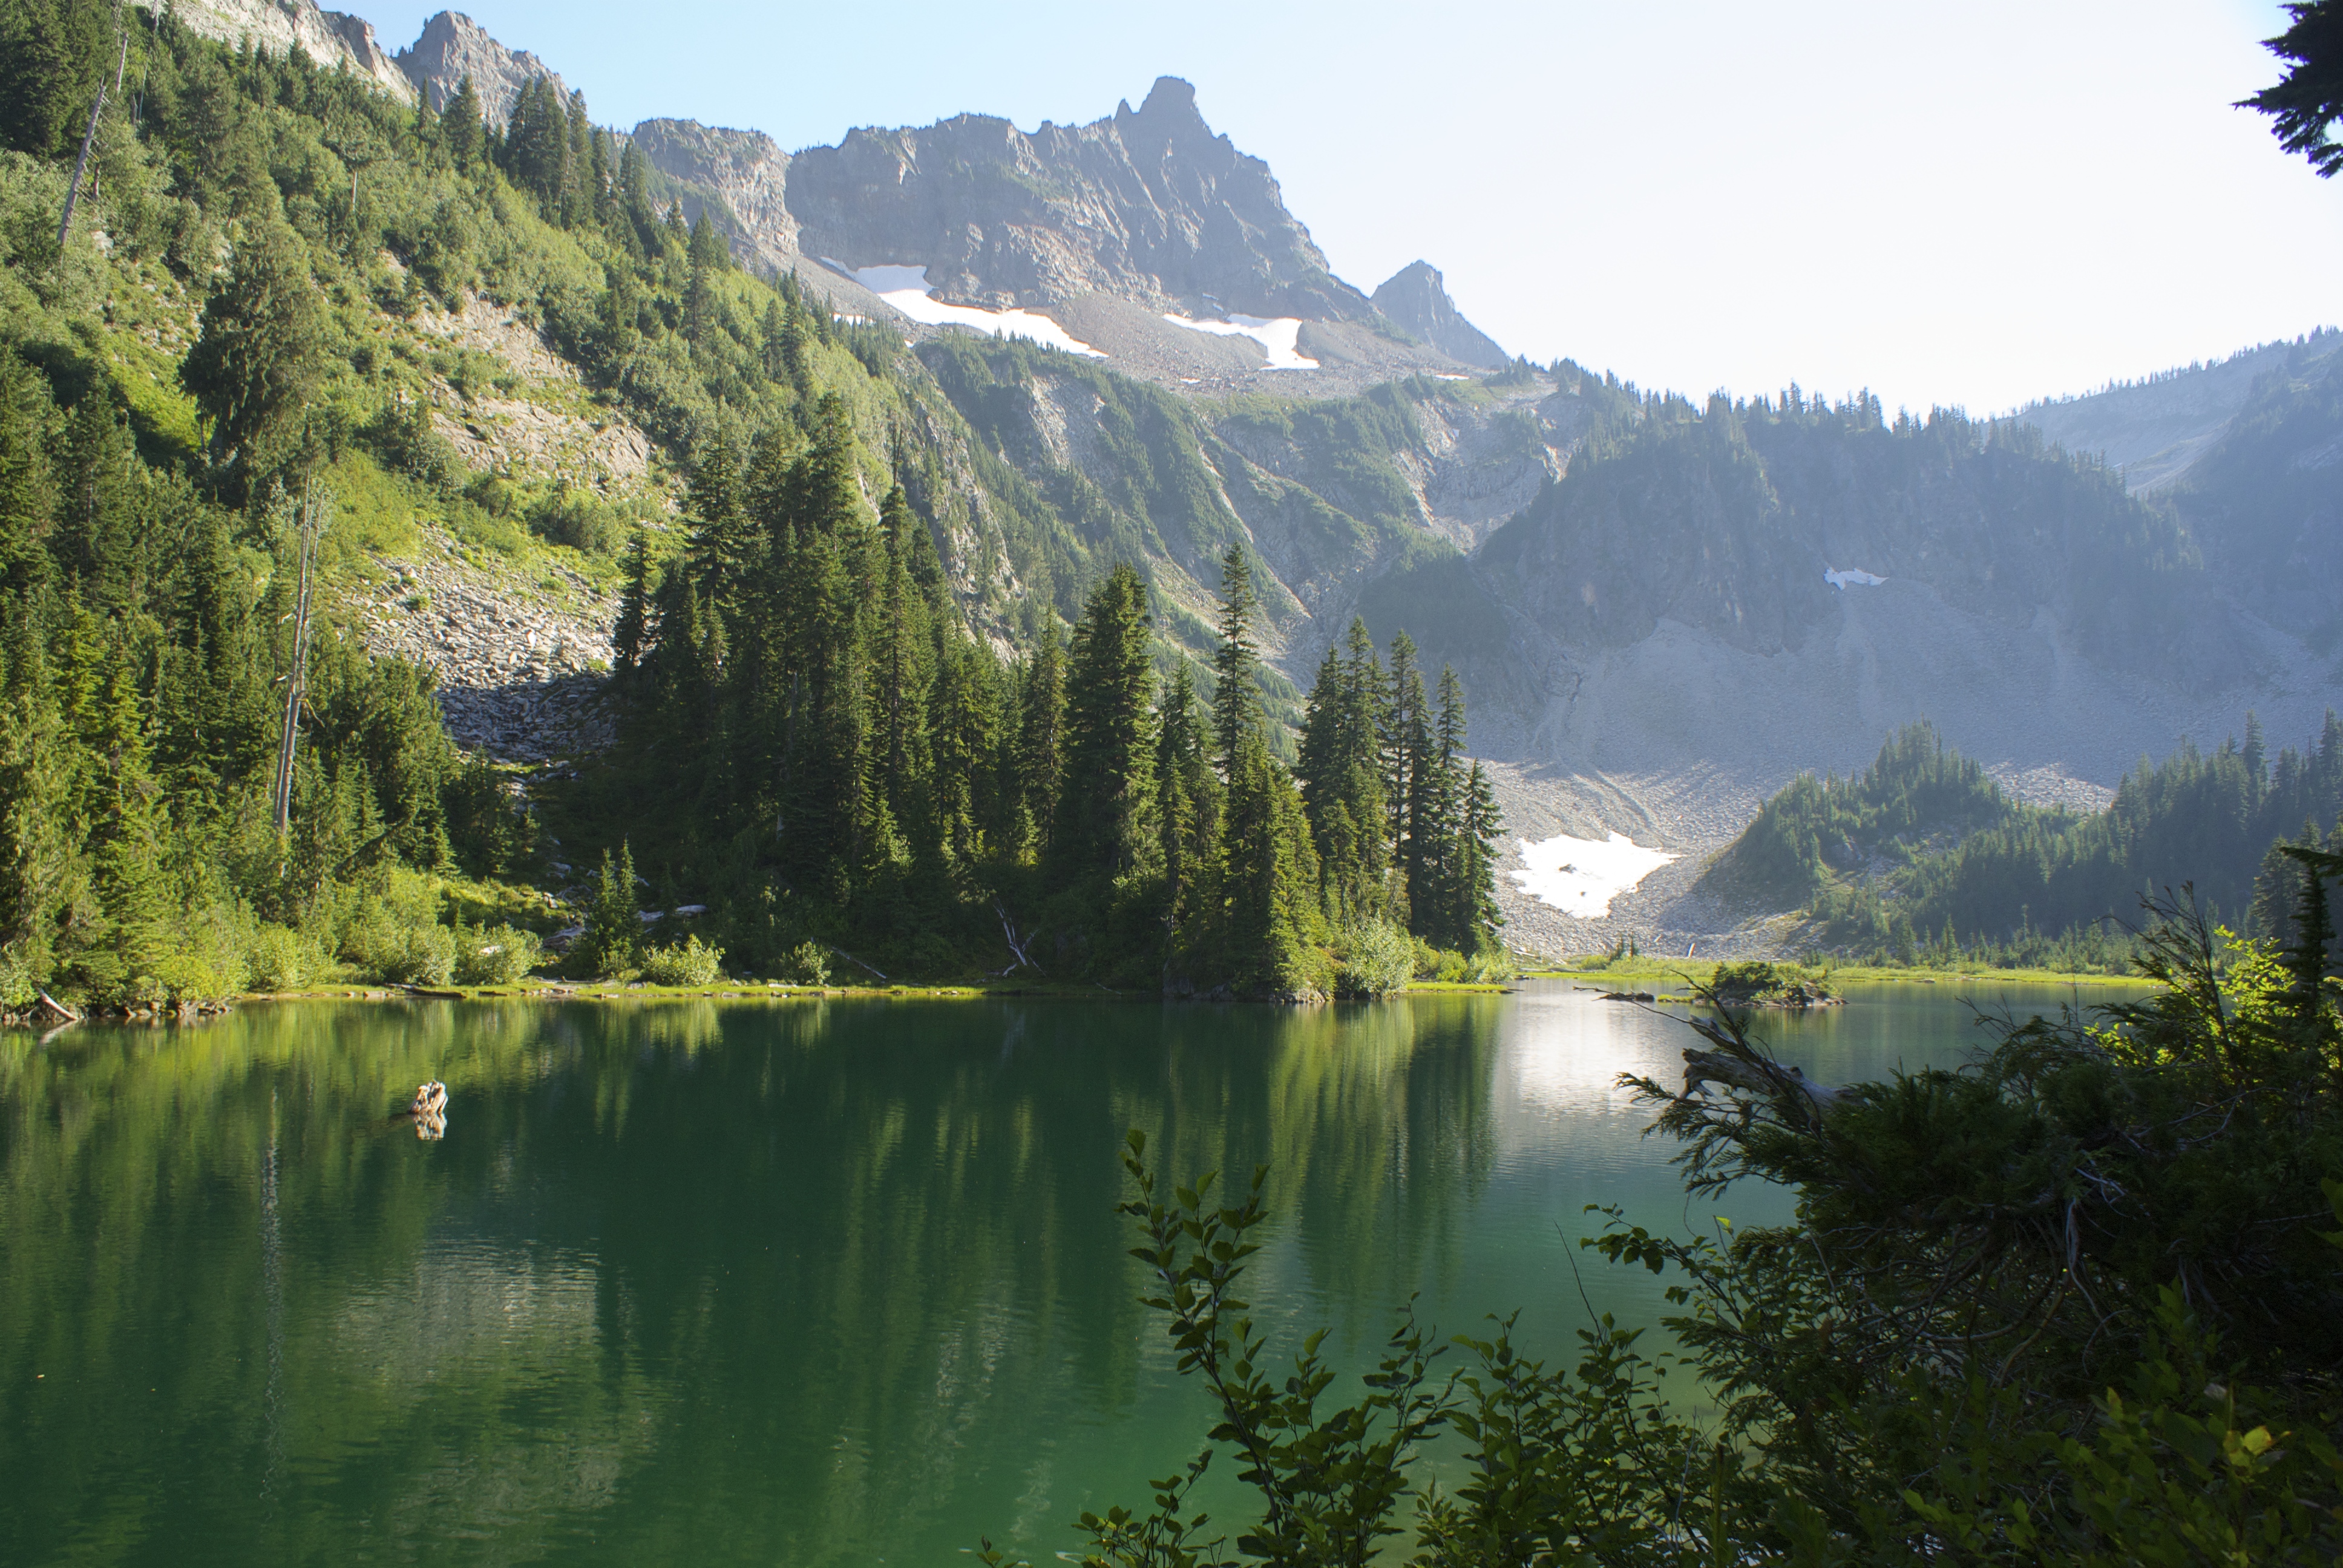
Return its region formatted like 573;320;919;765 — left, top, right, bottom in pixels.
1372;261;1509;369
629;120;800;276
137;0;415;101
785;76;1374;322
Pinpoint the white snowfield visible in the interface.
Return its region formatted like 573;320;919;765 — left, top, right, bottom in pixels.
1510;832;1679;919
1161;312;1320;370
1824;566;1887;589
853;264;1104;358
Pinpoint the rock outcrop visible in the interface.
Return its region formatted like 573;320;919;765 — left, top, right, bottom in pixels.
1372;261;1509;369
395;10;566;127
139;0;415;101
786;76;1374;322
629;120;801;276
355;540;617;763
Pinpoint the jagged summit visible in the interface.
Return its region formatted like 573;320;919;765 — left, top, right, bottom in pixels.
784;76;1371;323
146;0;1505;391
1372;261;1509;369
395;11;566;128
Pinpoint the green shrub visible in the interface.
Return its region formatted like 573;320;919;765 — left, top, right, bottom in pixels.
1463;944;1518;983
640;933;723;986
1332;920;1412;997
779;940;829;986
528;486;621;554
0;944;35;1011
454;923;542;985
339;871;457;985
152;951;245;1008
246;926;315;992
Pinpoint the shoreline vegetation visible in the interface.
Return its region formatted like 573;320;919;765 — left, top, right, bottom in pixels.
2;963;2147;1031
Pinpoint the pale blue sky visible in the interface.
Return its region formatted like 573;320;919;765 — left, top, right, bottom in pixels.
362;0;2338;413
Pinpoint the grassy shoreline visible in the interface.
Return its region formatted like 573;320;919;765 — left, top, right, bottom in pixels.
232;977;1518;1007
1522;959;2151;990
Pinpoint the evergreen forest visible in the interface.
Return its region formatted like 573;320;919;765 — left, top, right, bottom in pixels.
1705;717;2343;967
0;1;1502;1012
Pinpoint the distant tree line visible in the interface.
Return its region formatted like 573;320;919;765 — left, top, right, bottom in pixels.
1706;717;2343;966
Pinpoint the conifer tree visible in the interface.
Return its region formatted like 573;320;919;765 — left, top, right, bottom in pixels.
1056;564;1155;880
1210;543;1261;774
1155;663;1214;938
0;350;56;598
1017;625;1066;859
1297;616;1391;921
1386;632;1435;931
1453;760;1504;954
180;221;328;473
585;841;640;975
930;641;1003;864
874;486;936;852
684;212;727;344
440;75;484;172
1219;727;1319;995
684;428;752;593
614;528;652;677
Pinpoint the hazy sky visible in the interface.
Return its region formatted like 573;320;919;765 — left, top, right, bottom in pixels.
360;0;2338;413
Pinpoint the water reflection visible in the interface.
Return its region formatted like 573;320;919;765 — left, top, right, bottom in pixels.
0;983;2131;1566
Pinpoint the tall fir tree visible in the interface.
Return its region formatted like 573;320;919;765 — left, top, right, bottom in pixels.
1210;542;1261;774
1155;662;1215;942
1017;624;1066;860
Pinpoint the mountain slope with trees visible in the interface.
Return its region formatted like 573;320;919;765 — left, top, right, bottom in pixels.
0;0;1510;1008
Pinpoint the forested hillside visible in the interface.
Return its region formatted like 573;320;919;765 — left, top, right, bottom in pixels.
1473;388;2241;684
0;2;1506;1010
1703;715;2343;962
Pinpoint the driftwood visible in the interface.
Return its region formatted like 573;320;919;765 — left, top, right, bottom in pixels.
992;899;1043;975
825;945;888;982
35;989;82;1024
1680;1047;1841;1111
408;1080;448;1141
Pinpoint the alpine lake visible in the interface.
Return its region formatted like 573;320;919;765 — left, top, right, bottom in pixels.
0;979;2147;1566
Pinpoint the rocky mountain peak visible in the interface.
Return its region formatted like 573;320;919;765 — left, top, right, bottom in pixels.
1118;76;1208;141
785;81;1372;324
395;11;566;128
1372;261;1509;369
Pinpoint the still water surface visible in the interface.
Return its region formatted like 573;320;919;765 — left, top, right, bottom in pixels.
0;981;2132;1565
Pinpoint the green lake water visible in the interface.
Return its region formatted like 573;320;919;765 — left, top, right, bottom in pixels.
0;980;2136;1566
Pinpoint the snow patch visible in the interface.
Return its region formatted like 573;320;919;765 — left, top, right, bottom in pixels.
1162;312;1319;370
1510;832;1677;919
853;265;1103;358
1825;566;1887;589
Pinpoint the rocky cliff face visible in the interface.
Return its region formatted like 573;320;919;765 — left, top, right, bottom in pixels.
1372;262;1509;369
395;10;566;126
629;120;800;275
785;77;1370;322
139;0;415;101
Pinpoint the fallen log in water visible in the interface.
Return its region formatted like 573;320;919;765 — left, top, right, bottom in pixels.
1680;1047;1841;1111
